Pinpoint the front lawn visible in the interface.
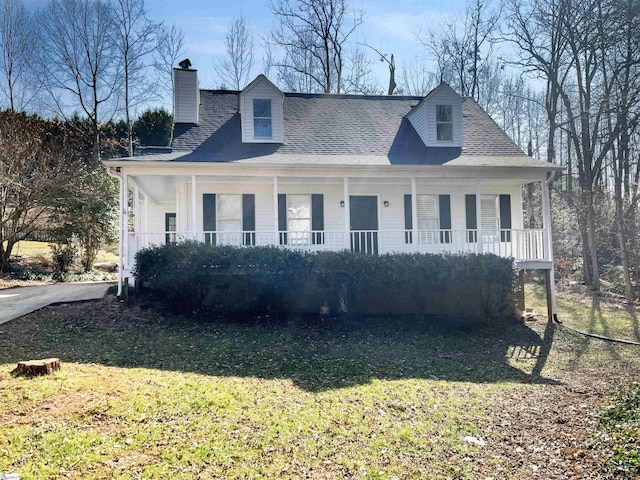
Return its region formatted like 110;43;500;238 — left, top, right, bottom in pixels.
527;283;640;342
0;289;638;479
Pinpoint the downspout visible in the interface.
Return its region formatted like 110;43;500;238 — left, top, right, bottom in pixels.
106;167;123;297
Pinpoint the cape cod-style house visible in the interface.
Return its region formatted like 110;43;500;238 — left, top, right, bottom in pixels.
103;63;562;316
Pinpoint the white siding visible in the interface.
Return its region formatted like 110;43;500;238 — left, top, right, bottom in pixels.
407;105;426;143
448;185;524;231
147;202;174;233
176;182;188;232
156;178;525;238
173;69;200;124
240;79;284;143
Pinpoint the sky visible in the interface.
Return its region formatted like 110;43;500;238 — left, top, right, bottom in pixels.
144;0;469;89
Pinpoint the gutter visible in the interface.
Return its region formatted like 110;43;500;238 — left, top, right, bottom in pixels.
106;167;123;297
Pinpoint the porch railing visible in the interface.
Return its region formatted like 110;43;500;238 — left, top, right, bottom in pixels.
126;228;549;267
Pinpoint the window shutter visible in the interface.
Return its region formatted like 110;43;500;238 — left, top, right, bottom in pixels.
311;194;324;245
439;195;451;243
203;194;216;245
278;193;287;244
404;194;412;244
499;194;512;242
465;194;477;242
242;194;255;246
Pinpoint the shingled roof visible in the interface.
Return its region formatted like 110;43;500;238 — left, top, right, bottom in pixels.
134;88;550;168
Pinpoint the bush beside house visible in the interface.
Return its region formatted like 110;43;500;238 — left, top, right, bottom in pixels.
135;243;516;327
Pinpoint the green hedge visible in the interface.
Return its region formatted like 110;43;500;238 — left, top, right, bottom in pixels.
134;242;516;327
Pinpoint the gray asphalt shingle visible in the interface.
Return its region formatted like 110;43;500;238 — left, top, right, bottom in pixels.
121;89;554;169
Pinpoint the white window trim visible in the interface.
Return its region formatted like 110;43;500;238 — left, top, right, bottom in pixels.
253;99;273;139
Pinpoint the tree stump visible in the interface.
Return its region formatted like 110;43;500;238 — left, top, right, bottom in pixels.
14;358;60;376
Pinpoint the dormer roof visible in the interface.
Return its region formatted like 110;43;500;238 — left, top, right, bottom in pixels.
241;74;284;97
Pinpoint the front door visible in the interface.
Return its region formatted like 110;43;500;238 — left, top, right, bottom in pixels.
350;195;378;254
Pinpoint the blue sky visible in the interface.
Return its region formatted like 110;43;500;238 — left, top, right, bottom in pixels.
146;0;469;89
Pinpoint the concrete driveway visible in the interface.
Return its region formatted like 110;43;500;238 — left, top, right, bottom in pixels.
0;282;115;325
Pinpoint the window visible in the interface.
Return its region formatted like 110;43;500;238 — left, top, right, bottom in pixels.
436;104;453;141
165;213;176;244
481;195;499;239
217;194;242;242
253;99;272;138
417;195;439;244
287;194;311;246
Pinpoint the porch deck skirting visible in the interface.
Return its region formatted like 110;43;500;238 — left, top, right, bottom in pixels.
126;228;549;266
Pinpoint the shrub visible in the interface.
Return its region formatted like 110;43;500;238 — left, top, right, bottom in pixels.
50;243;77;273
135;243;516;327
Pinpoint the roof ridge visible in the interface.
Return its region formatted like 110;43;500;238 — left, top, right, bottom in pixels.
198;89;424;101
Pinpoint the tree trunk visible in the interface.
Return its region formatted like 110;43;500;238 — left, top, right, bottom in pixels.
585;189;600;291
614;176;633;301
576;192;592;285
0;238;15;273
14;358;60;376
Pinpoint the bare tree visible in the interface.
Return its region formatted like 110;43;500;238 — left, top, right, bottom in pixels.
419;0;499;103
343;46;380;94
154;23;185;108
398;58;438;96
112;0;160;156
0;0;36;111
604;0;640;300
37;0;120;161
268;0;364;93
508;0;640;293
215;15;255;90
358;43;396;95
266;29;324;92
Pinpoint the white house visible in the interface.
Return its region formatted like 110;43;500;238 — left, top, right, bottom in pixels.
103;64;562;316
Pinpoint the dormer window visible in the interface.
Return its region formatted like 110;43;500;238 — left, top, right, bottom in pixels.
253;99;272;138
436;105;453;141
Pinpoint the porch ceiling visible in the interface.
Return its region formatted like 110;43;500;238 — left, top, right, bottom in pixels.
131;173;543;201
132;175;187;202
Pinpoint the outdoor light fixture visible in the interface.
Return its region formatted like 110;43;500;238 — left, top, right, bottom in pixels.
383;201;390;207
340;200;345;207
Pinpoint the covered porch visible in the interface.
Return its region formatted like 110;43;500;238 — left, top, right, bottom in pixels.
113;165;555;278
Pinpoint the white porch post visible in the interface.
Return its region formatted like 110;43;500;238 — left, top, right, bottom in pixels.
175;182;180;234
344;177;350;248
541;177;556;316
191;175;197;240
143;194;149;233
476;183;483;253
411;177;418;248
123;173;129;271
273;177;278;245
134;184;140;233
116;172;124;296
